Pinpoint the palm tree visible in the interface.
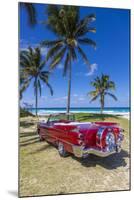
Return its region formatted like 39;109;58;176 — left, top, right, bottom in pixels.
88;74;117;114
41;5;96;113
19;2;37;27
20;47;53;116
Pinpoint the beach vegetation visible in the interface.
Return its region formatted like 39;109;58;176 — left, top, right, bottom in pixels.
20;108;34;118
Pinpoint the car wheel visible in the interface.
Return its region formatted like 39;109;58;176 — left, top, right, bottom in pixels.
37;130;44;141
39;135;44;141
58;142;68;157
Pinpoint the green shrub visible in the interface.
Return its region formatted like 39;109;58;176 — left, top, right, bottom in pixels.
20;108;34;117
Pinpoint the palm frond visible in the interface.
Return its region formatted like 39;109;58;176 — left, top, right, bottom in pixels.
46;82;53;96
46;5;66;36
89;90;99;97
20;51;32;67
41;39;63;47
87;27;96;33
75;14;96;36
107;81;115;90
77;45;90;66
46;44;63;61
105;92;117;101
40;71;53;95
90;94;99;102
39;72;49;84
50;47;67;69
39;60;46;70
20;78;31;99
75;27;96;37
78;38;96;49
20;2;37;26
34;47;41;67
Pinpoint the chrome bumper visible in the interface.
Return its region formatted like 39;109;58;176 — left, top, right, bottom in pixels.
72;145;121;158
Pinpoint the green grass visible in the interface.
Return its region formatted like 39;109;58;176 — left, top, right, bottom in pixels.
19;113;130;197
75;112;120;121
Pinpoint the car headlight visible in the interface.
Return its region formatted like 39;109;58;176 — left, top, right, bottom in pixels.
105;132;115;151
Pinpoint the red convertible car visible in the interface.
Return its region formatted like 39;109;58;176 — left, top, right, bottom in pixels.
37;113;124;158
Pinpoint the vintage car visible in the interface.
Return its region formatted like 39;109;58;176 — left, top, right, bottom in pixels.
37;113;124;158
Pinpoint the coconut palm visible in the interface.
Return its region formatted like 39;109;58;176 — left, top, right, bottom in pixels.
19;2;37;27
41;5;96;113
88;74;117;114
20;47;53;116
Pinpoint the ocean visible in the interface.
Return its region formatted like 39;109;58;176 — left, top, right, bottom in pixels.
27;107;130;116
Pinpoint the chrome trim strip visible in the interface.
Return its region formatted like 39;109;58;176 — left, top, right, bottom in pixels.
72;145;121;158
96;127;105;147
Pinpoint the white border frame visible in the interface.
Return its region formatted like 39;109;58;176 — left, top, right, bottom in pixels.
0;0;133;199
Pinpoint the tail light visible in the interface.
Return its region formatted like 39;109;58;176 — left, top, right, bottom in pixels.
78;133;84;140
77;140;83;145
71;127;85;147
77;133;85;147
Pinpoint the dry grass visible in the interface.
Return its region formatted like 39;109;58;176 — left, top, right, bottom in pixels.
19;114;130;197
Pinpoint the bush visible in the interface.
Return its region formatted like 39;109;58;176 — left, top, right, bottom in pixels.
20;108;34;117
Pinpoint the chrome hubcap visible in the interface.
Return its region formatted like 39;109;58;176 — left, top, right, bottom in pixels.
58;143;64;154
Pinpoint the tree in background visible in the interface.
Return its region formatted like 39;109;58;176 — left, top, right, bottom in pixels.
20;47;53;116
88;74;117;114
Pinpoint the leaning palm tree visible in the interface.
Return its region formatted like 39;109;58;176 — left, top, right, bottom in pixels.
19;2;37;27
20;47;53;116
41;5;96;113
88;74;117;114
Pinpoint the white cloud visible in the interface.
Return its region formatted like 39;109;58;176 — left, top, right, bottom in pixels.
85;63;98;76
53;96;67;101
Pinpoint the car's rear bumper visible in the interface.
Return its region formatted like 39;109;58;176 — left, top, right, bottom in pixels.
72;145;121;158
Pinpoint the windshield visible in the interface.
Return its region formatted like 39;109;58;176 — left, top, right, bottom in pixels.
48;114;75;123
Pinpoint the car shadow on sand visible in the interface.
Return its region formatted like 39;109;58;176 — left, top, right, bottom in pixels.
71;149;130;170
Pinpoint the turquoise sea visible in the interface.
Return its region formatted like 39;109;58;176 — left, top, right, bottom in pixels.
27;107;130;116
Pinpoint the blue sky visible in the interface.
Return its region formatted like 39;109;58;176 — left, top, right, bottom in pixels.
20;3;130;108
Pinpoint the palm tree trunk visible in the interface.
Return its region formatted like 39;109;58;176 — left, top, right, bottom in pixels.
35;82;38;117
100;107;103;114
100;96;104;114
67;64;72;114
